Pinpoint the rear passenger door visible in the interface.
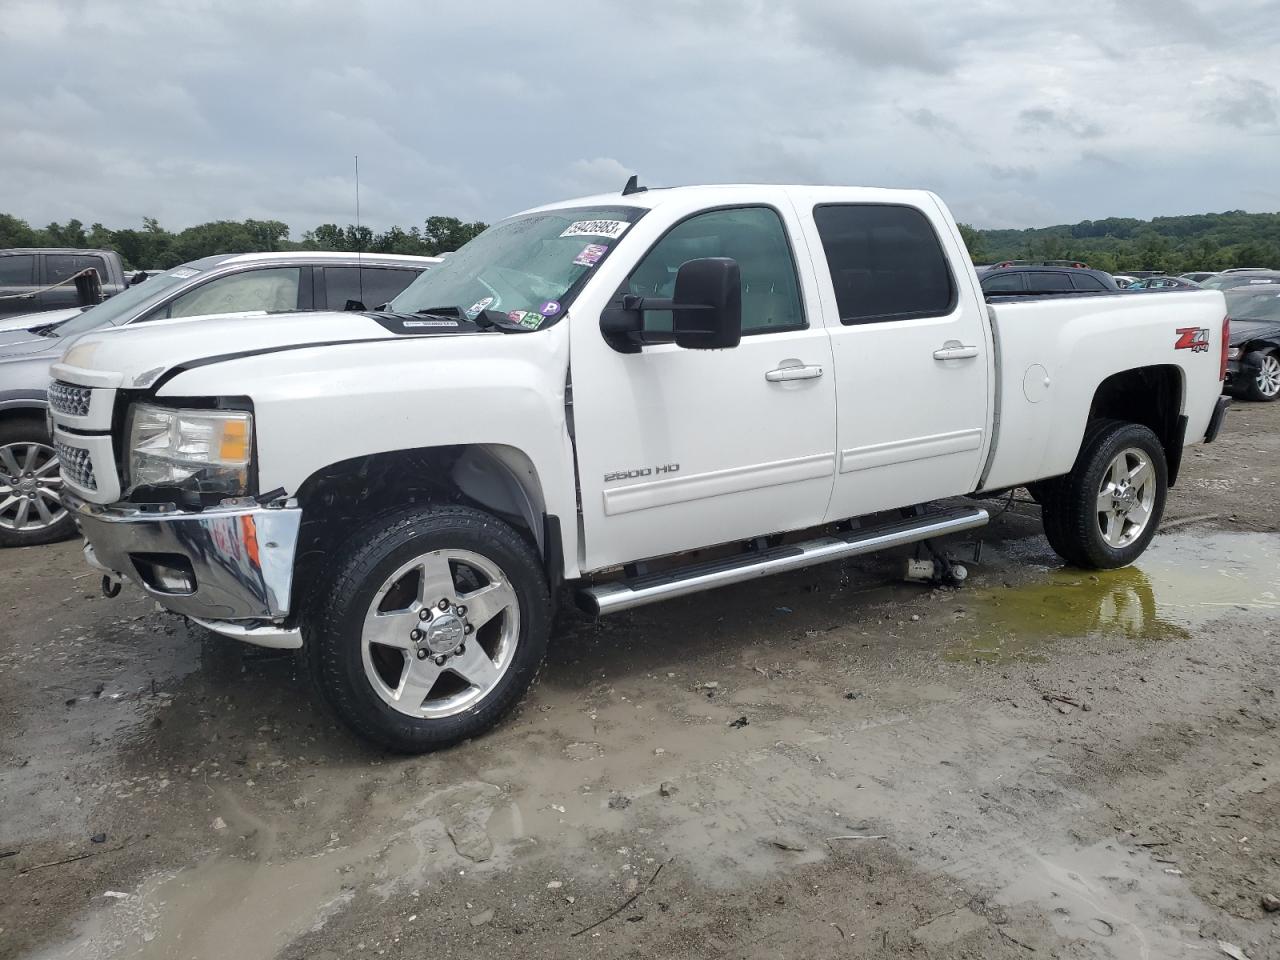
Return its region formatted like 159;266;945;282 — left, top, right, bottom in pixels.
798;197;990;520
321;266;422;311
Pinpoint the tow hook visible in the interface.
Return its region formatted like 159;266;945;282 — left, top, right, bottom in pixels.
101;575;122;599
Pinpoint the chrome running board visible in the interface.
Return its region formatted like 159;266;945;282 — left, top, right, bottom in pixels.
576;505;989;616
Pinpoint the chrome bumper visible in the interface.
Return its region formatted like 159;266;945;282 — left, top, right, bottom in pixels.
67;492;303;643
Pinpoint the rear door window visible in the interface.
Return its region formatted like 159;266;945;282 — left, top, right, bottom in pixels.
1070;273;1107;291
1027;271;1074;292
324;266;423;311
164;267;302;319
812;204;956;324
982;272;1025;292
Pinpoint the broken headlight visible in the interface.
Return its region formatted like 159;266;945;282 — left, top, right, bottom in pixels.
127;403;253;497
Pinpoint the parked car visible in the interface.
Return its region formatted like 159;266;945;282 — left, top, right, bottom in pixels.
0;248;130;317
51;182;1229;751
1127;276;1203;291
1223;280;1280;401
981;264;1120;294
1201;271;1280;291
0;251;438;547
1180;272;1218;283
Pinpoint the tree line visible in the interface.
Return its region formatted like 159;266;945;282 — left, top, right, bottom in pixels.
3;207;1278;275
0;213;488;270
958;210;1280;273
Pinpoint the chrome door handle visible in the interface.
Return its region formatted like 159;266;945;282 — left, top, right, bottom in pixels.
765;364;823;382
933;341;979;361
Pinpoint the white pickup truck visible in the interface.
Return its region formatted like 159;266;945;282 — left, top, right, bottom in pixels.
50;183;1231;751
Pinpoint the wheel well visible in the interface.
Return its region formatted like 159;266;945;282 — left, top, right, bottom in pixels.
289;444;551;615
1087;365;1185;485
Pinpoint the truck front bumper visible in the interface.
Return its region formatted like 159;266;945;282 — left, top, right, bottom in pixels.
66;492;304;648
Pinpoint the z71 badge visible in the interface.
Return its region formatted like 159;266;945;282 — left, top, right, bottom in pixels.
1174;327;1210;352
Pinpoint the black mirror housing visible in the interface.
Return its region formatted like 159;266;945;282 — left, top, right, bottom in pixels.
672;257;742;349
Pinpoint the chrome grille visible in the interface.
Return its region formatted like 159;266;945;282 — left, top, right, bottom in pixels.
54;440;97;491
49;381;92;417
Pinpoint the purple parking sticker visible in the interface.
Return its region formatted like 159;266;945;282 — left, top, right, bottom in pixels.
573;244;607;268
539;300;561;317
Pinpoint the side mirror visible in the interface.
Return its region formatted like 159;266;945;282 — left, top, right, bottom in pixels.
671;257;742;349
599;257;743;353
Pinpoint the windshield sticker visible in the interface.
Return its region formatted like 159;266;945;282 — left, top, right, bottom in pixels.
539;300;561;317
507;310;544;330
560;219;630;240
403;319;459;328
1248;278;1277;284
167;268;200;279
573;243;608;268
465;296;495;319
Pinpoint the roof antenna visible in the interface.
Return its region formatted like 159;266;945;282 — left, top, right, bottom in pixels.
622;174;647;196
354;155;364;307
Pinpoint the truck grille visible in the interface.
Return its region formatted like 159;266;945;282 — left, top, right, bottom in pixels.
54;440;97;491
49;381;93;417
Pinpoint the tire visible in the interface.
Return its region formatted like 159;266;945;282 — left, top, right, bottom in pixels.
307;505;552;752
1243;349;1280;402
1039;419;1167;570
0;417;76;549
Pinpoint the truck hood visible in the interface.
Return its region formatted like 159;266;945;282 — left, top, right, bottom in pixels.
0;329;64;361
1229;318;1280;346
56;310;485;389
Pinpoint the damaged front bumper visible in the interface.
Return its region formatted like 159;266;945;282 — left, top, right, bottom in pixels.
66;492;304;648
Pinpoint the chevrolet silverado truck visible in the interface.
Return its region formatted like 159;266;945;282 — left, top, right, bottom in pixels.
49;183;1231;751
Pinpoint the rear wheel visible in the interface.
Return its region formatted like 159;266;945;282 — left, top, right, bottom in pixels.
0;418;75;548
1244;349;1280;402
308;505;551;752
1040;419;1167;569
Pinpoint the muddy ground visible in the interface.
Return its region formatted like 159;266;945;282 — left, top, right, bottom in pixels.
2;401;1279;960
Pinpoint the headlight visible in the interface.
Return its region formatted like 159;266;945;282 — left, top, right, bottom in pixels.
128;403;253;496
1227;347;1241;360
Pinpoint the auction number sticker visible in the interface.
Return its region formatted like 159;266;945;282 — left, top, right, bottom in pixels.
560;219;630;240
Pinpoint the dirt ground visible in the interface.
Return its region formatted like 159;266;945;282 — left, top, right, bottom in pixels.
2;401;1279;960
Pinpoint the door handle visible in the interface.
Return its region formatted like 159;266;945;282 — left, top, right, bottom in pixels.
933;341;979;361
765;364;823;382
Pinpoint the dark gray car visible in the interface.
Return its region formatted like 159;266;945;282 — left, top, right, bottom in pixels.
0;251;438;547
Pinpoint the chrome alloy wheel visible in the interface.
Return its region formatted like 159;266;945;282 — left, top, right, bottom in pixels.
0;442;65;533
1257;353;1280;399
1096;447;1156;548
361;549;520;719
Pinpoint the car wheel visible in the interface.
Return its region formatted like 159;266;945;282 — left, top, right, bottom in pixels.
1244;349;1280;402
0;418;76;548
1039;419;1167;569
308;505;552;752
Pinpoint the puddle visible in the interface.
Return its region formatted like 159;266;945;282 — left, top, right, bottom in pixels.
948;532;1280;662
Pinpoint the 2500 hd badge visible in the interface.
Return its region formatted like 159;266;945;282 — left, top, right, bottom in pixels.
604;463;680;482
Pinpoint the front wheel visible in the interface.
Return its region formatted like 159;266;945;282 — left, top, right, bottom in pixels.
0;418;76;548
1244;349;1280;402
1040;419;1167;569
308;506;552;752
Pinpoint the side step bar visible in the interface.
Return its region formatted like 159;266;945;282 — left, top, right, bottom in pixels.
576;504;989;616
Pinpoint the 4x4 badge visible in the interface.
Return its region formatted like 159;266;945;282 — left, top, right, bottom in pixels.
1174;327;1210;352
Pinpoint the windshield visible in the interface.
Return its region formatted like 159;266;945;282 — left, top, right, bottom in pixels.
53;259;222;337
1225;288;1280;322
388;205;646;328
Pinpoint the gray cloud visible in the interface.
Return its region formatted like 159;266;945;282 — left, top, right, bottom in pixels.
0;0;1276;237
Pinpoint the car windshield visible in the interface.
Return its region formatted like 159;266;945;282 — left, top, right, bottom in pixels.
1225;288;1280;322
387;205;646;327
53;259;222;337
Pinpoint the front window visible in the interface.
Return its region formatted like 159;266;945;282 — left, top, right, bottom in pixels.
388;205;646;329
52;258;225;337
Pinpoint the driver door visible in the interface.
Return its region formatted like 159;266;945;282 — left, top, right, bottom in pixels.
568;204;837;572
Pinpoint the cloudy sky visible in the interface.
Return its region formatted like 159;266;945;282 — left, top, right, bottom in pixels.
1;0;1278;235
